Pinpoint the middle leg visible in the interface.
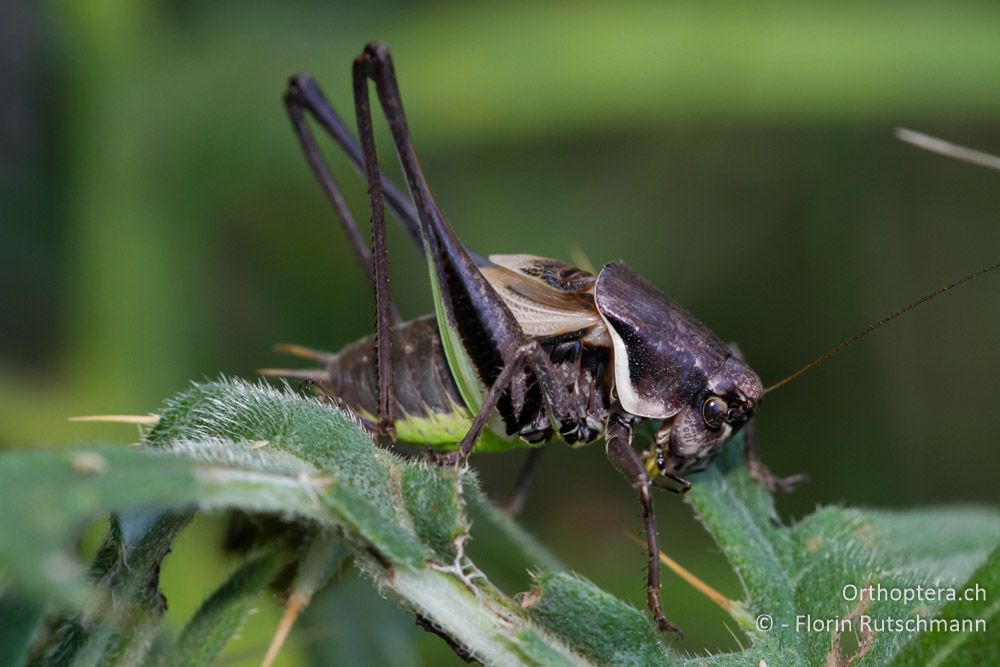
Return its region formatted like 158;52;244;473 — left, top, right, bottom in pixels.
504;447;544;517
743;420;808;493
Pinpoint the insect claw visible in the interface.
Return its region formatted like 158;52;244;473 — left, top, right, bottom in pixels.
646;586;683;635
377;418;397;442
656;615;684;637
749;460;809;494
430;451;461;467
775;472;809;493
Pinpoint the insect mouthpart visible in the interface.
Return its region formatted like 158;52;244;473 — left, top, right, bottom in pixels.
700;394;755;430
724;398;754;426
650;355;762;473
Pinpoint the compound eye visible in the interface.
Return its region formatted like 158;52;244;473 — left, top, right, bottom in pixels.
701;396;728;429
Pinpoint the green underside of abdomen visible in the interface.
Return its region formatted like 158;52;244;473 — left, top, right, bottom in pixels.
358;407;525;453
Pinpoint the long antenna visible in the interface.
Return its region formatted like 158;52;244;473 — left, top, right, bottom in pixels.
896;128;1000;171
764;259;1000;395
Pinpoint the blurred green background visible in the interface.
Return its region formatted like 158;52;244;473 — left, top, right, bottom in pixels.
3;1;999;664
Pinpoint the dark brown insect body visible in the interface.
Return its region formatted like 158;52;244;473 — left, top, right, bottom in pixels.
287;255;759;479
320;312;612;451
263;41;774;635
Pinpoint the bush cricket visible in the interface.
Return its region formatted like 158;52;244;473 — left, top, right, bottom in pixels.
263;42;1000;635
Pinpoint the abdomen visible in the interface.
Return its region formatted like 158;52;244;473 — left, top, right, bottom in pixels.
325;315;513;451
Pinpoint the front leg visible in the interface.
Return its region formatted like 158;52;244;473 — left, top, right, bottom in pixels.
504;448;544;517
743;420;808;493
605;410;682;636
727;343;807;494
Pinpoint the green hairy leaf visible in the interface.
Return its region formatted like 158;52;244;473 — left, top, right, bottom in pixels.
1;379;996;666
